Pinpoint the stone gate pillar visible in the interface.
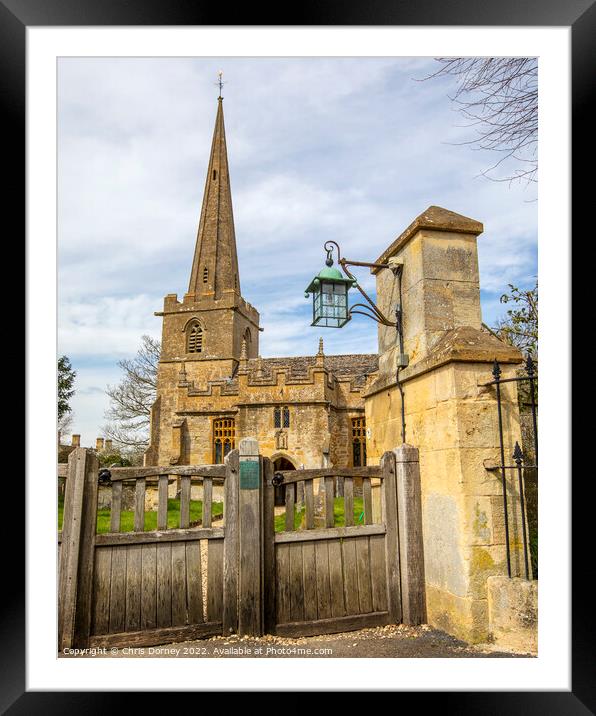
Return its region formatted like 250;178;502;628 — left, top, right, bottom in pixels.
364;206;526;643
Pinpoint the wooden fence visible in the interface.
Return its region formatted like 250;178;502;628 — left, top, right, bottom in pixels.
58;440;426;649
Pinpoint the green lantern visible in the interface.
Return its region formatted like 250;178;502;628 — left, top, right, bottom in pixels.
304;258;356;328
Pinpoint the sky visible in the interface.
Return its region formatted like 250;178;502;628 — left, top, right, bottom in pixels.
57;57;537;447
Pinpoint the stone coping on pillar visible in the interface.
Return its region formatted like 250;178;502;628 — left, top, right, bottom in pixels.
371;205;484;274
363;326;523;398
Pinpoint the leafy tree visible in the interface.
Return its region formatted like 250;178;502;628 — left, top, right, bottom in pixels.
420;58;538;185
58;356;76;420
493;281;538;357
103;335;160;450
98;451;132;468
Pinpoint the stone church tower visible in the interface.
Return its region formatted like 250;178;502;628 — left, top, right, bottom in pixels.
145;97;377;469
158;96;260;378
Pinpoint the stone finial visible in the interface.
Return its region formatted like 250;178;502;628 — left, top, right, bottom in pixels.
96;437;105;451
256;355;264;378
316;337;325;366
72;434;80;447
240;338;248;361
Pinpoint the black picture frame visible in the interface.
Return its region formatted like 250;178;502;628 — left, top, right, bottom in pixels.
9;0;586;708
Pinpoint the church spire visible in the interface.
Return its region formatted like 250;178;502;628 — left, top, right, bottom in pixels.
187;95;240;300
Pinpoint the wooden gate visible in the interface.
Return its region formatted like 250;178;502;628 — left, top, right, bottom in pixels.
58;449;229;650
261;448;426;637
58;440;425;649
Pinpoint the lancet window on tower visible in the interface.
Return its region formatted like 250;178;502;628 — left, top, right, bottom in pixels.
203;267;209;283
187;321;203;354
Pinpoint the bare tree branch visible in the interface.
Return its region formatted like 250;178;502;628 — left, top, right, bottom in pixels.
418;58;538;185
58;411;74;438
103;335;160;449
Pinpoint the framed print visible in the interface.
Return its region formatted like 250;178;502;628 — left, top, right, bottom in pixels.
9;0;587;707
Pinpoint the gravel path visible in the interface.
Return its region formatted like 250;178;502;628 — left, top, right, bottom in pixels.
79;624;534;659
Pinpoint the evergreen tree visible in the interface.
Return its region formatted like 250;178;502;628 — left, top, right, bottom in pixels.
58;356;76;420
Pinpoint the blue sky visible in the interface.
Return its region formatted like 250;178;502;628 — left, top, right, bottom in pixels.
58;57;537;446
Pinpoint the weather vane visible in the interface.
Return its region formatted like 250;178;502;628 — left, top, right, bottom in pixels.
216;70;225;99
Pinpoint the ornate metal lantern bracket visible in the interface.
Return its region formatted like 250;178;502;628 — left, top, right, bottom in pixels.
322;240;399;327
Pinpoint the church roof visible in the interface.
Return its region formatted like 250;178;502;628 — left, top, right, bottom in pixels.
247;354;378;383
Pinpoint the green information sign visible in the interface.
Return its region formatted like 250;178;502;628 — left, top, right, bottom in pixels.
239;459;260;490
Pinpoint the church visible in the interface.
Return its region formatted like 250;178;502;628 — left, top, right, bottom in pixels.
144;96;377;476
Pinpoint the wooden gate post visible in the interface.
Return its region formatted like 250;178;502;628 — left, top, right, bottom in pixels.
262;457;276;634
58;447;99;651
394;444;427;625
380;451;402;625
237;437;263;636
223;448;240;635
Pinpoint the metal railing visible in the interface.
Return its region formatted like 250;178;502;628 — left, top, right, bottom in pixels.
485;355;537;579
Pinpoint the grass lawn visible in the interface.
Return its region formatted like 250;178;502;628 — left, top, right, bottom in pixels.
273;496;365;532
58;496;223;534
58;494;362;534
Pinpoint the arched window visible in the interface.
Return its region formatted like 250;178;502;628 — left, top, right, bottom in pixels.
352;417;367;467
187;322;203;354
243;327;251;347
213;418;235;464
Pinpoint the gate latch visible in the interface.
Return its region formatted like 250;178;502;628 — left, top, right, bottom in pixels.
272;472;284;487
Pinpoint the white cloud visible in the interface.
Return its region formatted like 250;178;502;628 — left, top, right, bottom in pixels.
58;295;161;357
